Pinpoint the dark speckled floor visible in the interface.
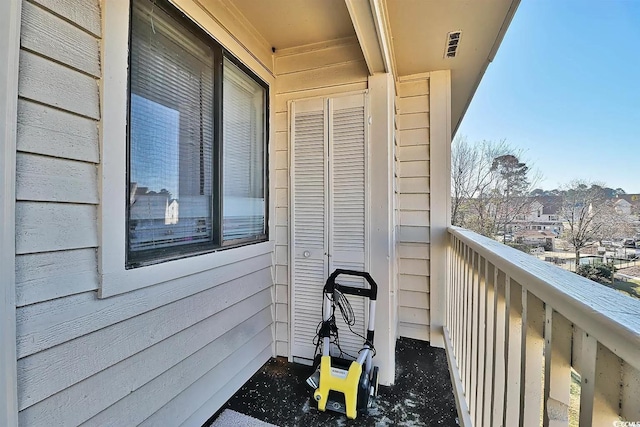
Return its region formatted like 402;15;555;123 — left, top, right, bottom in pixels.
204;338;459;427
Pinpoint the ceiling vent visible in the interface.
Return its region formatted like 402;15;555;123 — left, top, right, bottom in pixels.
445;31;462;58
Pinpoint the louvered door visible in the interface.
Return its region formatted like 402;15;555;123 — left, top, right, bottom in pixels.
290;98;328;360
327;94;368;358
290;93;368;361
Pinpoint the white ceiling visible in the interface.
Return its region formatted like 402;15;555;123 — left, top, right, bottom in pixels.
228;0;518;132
231;0;356;50
386;0;516;132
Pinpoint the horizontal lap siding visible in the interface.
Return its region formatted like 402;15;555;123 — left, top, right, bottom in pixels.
15;1;274;426
273;39;368;357
395;77;431;341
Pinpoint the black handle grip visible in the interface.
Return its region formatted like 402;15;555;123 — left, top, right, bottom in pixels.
323;269;378;301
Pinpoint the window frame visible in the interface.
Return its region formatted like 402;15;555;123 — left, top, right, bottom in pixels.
125;1;269;267
100;0;274;298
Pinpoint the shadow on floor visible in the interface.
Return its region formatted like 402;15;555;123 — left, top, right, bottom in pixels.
204;338;459;426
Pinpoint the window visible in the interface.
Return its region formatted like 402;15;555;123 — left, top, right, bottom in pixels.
127;0;267;267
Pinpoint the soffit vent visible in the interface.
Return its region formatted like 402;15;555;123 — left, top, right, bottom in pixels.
445;31;462;58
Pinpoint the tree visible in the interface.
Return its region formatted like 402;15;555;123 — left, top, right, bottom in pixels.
451;136;511;235
489;154;532;242
451;136;540;238
558;181;629;266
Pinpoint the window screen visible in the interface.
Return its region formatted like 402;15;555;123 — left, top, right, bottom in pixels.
127;0;267;266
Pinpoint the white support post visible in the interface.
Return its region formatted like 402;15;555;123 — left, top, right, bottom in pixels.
368;73;396;386
429;70;451;348
0;1;21;426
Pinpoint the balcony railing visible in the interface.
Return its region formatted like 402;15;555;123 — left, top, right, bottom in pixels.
445;226;640;427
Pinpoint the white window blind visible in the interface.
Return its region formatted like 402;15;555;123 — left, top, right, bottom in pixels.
126;0;268;266
128;0;214;256
222;58;266;241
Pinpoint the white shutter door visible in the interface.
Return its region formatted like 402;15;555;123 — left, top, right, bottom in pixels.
290;98;328;360
328;93;368;358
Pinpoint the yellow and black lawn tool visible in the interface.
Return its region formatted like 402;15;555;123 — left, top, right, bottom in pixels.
306;269;379;420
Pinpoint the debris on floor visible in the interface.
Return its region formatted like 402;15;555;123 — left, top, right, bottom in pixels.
204;338;459;427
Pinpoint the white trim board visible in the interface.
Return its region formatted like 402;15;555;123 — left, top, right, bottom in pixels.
0;0;21;425
428;70;451;349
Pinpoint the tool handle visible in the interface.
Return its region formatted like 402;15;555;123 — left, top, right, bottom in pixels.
324;269;378;301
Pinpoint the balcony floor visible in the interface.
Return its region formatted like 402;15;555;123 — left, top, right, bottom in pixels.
204;337;459;426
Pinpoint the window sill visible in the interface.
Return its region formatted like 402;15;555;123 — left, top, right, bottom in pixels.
99;240;274;298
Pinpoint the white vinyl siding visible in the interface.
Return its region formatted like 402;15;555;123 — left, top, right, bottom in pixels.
290;93;368;361
14;1;274;425
272;38;368;357
395;76;431;341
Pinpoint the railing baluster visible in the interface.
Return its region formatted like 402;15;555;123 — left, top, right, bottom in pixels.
491;269;507;426
543;308;572;427
521;290;544;427
482;260;496;427
469;251;479;423
592;344;622;426
454;239;463;371
450;238;457;362
504;278;523;427
474;255;486;426
460;245;470;389
446;227;640;427
464;248;474;398
621;362;640;422
448;237;456;336
576;328;597;427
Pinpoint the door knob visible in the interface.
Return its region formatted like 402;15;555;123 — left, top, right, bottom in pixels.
303;250;310;258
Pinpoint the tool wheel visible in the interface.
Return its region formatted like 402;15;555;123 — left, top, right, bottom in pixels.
370;366;379;398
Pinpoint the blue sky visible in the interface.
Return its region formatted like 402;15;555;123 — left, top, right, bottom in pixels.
457;0;640;193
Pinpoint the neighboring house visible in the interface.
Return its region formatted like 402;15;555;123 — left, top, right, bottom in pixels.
614;198;632;216
0;0;519;425
507;197;564;235
615;194;640;223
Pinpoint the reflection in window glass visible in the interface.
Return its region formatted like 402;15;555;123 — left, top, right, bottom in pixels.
127;0;268;266
128;0;214;257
